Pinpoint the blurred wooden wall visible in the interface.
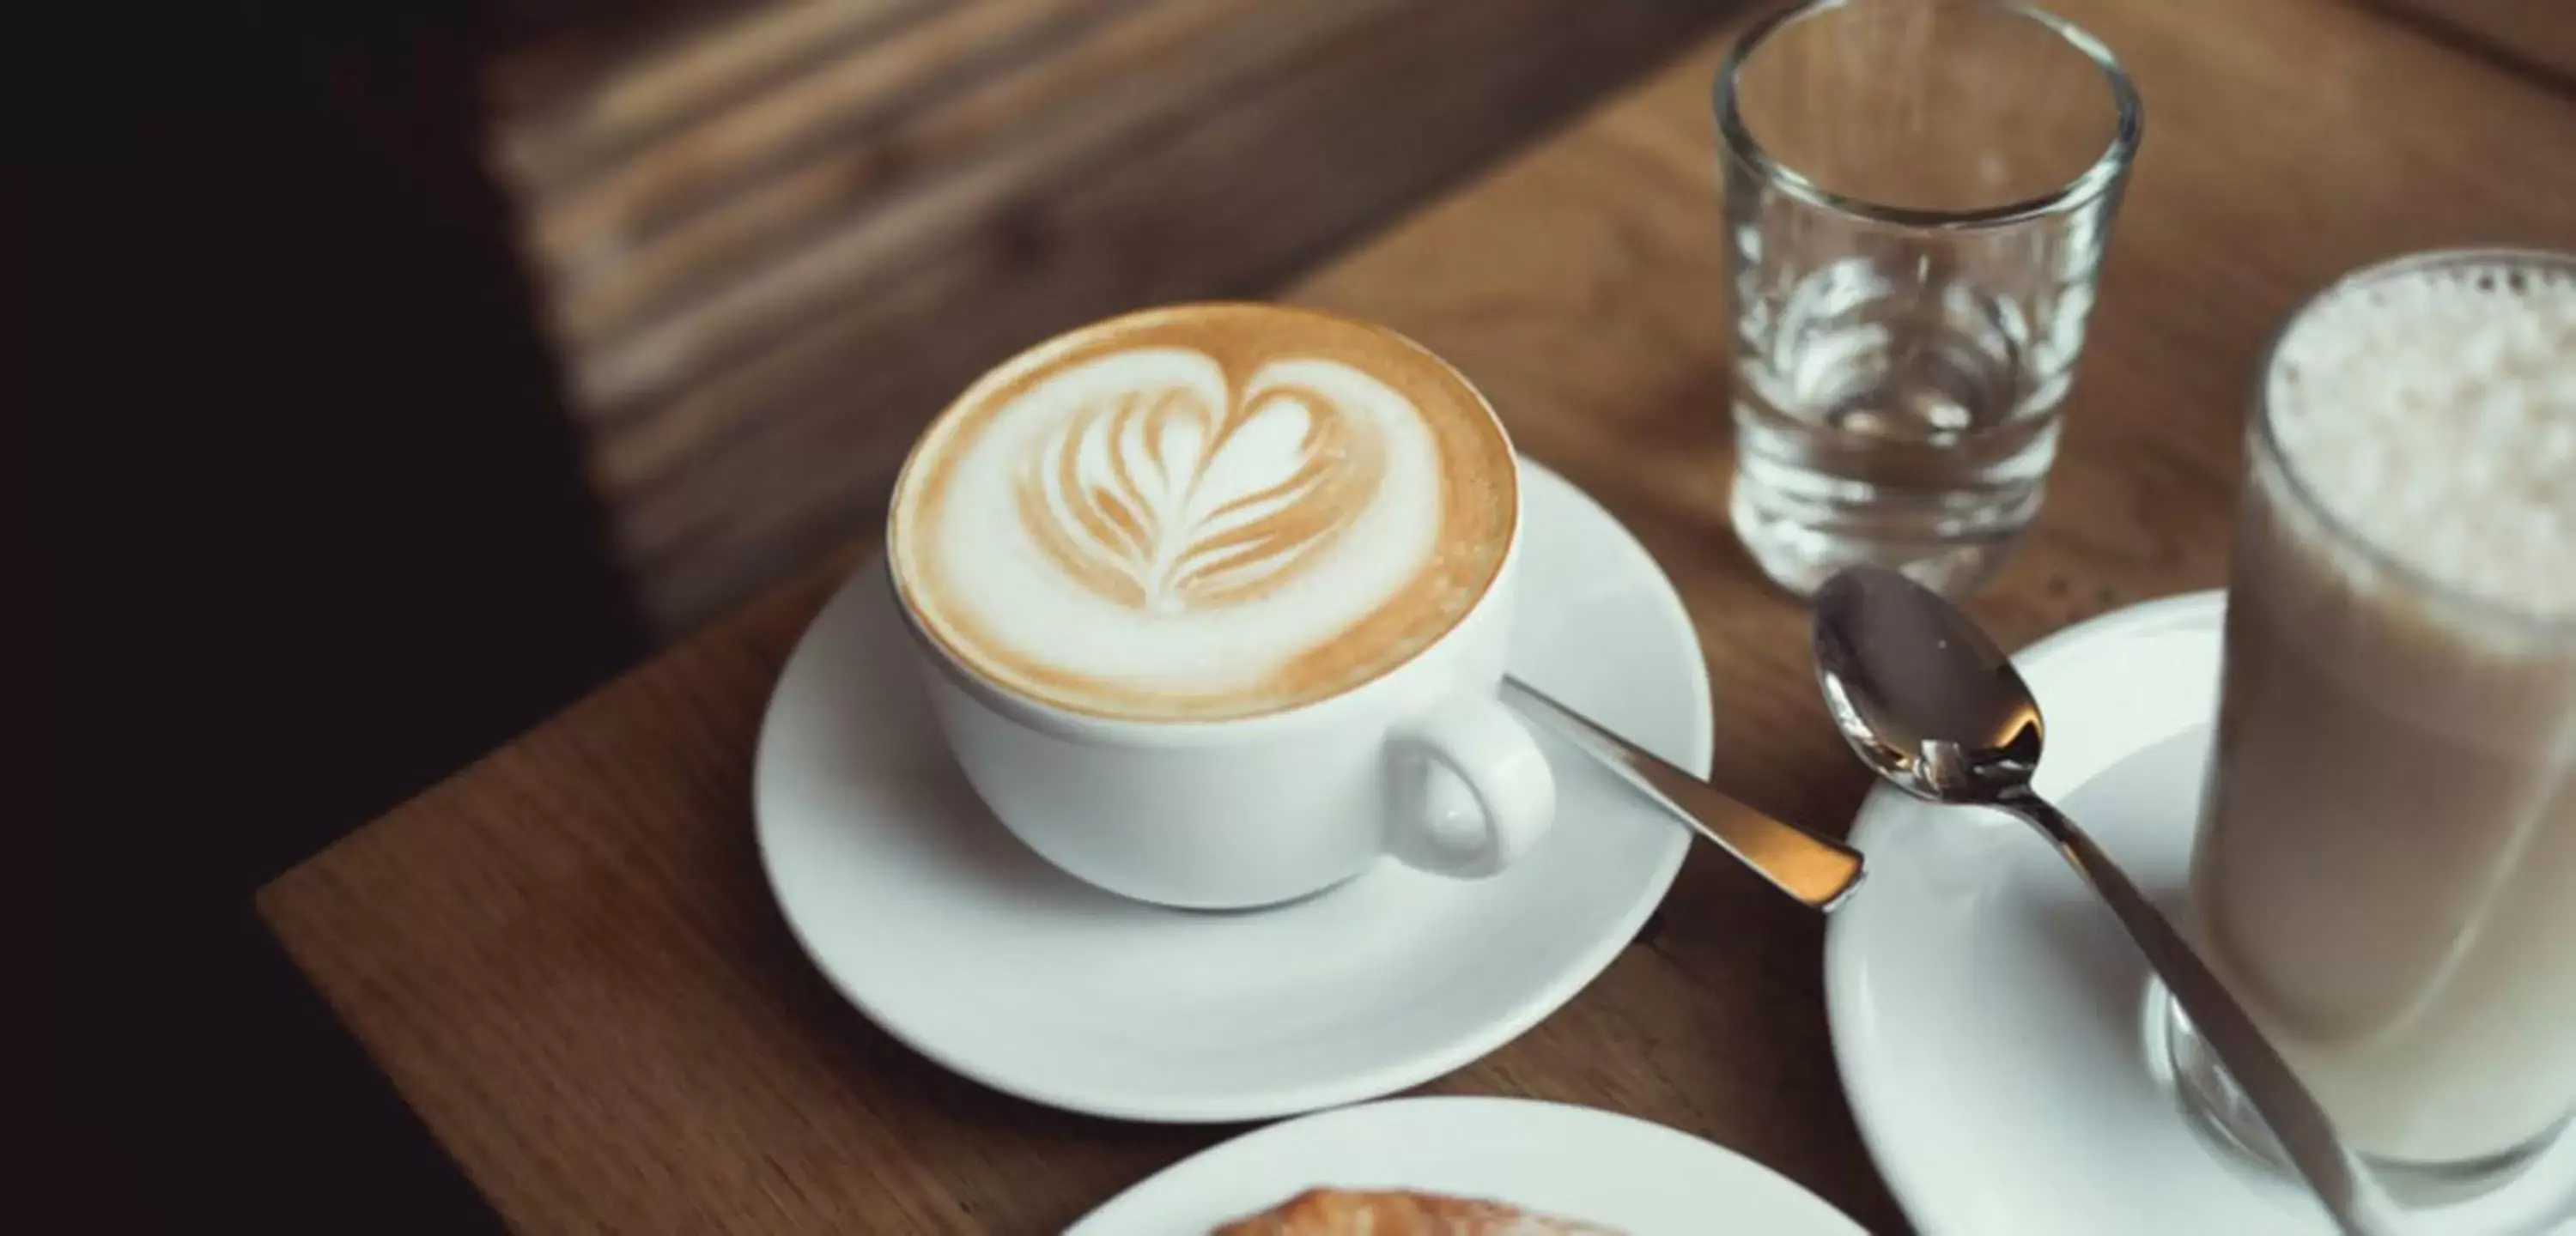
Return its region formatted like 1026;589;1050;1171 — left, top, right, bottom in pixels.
488;0;1741;638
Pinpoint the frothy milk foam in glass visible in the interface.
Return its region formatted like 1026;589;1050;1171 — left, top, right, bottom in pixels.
890;304;1517;722
2193;257;2576;1166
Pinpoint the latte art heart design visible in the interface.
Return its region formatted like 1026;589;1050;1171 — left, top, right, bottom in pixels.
1016;373;1386;614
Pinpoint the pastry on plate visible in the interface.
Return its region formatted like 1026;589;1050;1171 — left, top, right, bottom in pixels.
1214;1187;1616;1234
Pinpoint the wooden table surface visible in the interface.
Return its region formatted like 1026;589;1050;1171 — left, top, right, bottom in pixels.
260;2;2576;1231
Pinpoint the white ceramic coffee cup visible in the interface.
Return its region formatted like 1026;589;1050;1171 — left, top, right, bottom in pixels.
885;456;1555;911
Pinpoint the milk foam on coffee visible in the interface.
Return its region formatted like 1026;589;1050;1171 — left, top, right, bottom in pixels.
891;305;1516;720
2193;258;2576;1164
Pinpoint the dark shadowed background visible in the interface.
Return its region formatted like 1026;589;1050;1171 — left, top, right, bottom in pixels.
34;1;1739;1227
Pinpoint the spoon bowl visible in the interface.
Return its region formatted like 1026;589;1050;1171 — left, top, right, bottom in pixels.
1812;566;2044;803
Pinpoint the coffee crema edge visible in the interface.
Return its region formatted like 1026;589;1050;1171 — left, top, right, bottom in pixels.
889;302;1520;724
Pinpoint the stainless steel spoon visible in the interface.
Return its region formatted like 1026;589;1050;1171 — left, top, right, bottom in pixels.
1502;676;1865;912
1809;566;2386;1236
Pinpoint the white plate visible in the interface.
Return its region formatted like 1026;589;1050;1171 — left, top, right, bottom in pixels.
753;462;1706;1122
1826;591;2576;1234
1069;1095;1866;1233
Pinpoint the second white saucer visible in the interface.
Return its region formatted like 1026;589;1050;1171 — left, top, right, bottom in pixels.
1825;591;2576;1234
752;463;1708;1122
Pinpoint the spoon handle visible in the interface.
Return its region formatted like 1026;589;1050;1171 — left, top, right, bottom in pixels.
1996;789;2387;1236
1500;676;1865;911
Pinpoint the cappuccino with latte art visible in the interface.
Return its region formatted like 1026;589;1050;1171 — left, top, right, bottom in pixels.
885;303;1552;907
891;304;1518;721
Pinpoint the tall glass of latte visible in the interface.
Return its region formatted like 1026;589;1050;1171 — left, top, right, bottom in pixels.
2167;250;2576;1199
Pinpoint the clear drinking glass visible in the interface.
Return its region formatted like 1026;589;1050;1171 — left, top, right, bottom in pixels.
2164;249;2576;1217
1716;0;2142;598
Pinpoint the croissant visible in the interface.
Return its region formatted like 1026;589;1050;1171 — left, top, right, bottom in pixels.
1213;1187;1617;1234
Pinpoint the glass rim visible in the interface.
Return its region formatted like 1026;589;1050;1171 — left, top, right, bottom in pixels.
1713;0;2144;230
2251;246;2576;638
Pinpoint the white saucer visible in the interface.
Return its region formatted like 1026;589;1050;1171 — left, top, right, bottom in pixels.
753;463;1707;1123
1826;591;2576;1235
1068;1095;1865;1233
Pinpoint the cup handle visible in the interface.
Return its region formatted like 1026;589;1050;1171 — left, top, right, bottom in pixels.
1386;693;1556;878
